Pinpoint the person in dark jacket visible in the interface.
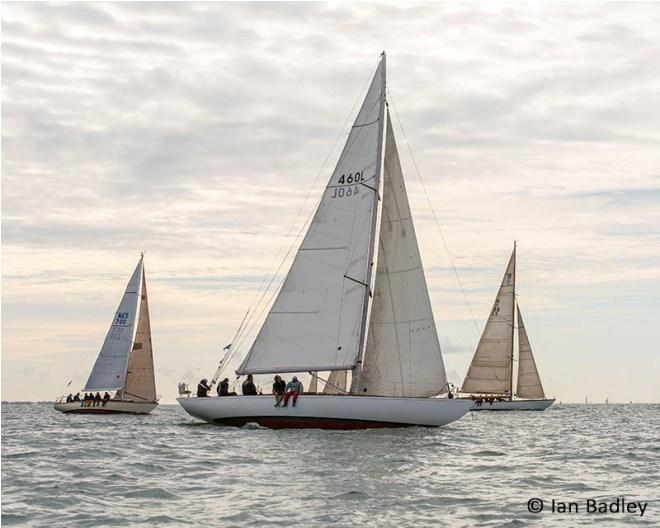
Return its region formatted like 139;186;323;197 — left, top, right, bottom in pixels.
102;392;111;406
218;378;236;396
94;392;102;407
272;375;286;407
242;374;258;395
66;394;73;403
73;393;81;402
197;379;211;397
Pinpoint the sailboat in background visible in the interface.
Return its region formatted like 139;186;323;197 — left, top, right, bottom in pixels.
54;254;158;415
178;53;472;428
459;243;555;411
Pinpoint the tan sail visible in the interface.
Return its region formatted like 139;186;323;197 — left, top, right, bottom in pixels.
323;370;348;394
359;112;447;397
308;372;319;393
123;269;157;402
461;246;516;395
515;305;546;399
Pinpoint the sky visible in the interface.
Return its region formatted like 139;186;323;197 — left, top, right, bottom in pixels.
2;2;659;404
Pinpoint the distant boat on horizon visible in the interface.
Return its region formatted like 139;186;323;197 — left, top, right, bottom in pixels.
54;254;158;415
458;243;555;411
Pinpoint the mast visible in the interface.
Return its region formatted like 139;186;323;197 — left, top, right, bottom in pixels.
350;51;387;394
510;241;516;400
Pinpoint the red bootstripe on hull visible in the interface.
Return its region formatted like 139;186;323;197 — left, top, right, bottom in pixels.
213;416;417;429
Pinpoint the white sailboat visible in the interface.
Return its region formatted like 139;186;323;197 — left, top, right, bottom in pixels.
460;243;555;411
178;53;472;429
54;255;158;415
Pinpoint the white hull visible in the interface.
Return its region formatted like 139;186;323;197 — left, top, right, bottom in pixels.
467;398;555;411
53;400;157;415
177;394;472;429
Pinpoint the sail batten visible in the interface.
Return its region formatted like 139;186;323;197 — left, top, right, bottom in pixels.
237;58;386;376
461;248;516;395
83;257;143;392
358;112;447;397
516;305;546;399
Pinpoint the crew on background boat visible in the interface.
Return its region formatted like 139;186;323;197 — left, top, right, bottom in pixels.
197;379;211;397
242;374;258;395
103;392;111;406
73;393;80;402
66;394;73;403
282;376;303;407
272;375;286;407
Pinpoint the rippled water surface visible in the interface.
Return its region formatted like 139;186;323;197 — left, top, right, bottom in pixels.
2;403;659;527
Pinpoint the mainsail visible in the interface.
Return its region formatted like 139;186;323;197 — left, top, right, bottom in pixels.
237;58;386;375
461;246;516;395
123;269;157;402
84;257;143;392
358;113;447;397
515;305;545;399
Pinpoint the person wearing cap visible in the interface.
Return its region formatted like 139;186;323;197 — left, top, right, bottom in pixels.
282;376;304;407
197;378;211;397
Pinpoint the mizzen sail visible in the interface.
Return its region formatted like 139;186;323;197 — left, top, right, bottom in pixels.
84;257;143;392
515;305;545;399
358;113;447;397
461;247;516;395
237;59;386;375
123;267;157;402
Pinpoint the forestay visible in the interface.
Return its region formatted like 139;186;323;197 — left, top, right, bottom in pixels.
84;257;143;392
515;305;545;399
123;270;157;402
461;248;516;395
237;60;386;375
359;114;447;397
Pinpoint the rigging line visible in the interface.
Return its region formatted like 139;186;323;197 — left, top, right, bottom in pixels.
229;57;383;357
387;89;482;338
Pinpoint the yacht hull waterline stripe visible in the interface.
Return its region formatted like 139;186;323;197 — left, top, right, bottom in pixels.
178;395;472;429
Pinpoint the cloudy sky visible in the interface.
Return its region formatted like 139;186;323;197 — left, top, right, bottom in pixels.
2;2;659;403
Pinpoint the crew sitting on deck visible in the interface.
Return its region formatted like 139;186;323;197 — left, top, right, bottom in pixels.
272;375;286;407
242;374;258;395
282;376;303;407
217;378;236;396
197;379;211;397
103;392;111;406
66;394;73;403
94;392;102;407
73;393;81;402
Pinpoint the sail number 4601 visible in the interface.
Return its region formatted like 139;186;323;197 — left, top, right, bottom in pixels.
331;172;363;199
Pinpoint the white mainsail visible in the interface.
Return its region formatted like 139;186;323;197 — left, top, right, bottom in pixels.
123;268;157;402
237;59;386;375
358;113;447;397
84;256;143;392
515;305;545;399
461;246;516;395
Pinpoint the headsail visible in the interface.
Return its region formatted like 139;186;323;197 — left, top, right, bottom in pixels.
358;113;447;397
323;370;348;394
461;246;516;395
84;256;143;392
515;305;545;399
123;265;157;402
237;57;386;375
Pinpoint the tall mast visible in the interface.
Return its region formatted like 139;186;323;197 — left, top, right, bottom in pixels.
510;241;516;400
351;51;387;394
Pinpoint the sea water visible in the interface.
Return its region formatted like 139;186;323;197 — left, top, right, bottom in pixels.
2;403;658;527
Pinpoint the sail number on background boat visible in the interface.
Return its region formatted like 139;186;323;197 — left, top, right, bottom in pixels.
330;171;364;199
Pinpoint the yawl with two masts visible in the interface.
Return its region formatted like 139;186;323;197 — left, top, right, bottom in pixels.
178;53;472;428
54;254;158;414
459;243;555;411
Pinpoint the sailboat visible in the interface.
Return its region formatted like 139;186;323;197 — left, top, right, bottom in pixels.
54;254;158;414
460;243;555;411
178;53;472;429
